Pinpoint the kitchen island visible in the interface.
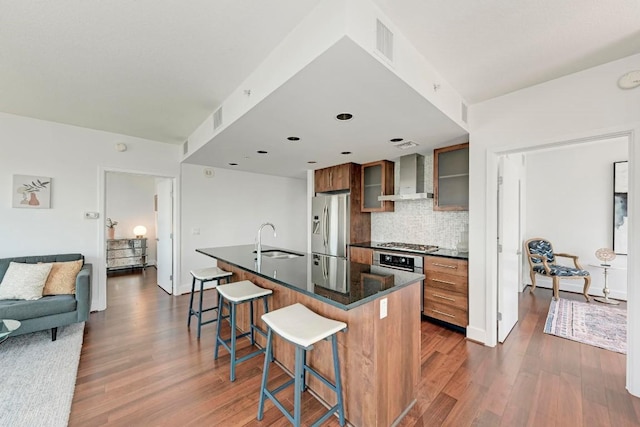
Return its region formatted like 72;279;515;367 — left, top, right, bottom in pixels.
196;245;424;427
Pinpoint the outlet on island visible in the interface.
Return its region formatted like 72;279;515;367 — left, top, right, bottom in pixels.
380;298;388;319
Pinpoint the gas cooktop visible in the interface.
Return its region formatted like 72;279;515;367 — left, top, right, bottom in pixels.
376;242;439;254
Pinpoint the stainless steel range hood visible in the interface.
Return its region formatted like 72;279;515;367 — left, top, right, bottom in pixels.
378;153;434;201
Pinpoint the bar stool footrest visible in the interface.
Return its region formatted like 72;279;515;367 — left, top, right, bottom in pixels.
262;378;341;427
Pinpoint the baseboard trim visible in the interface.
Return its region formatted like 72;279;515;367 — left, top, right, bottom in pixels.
466;325;487;345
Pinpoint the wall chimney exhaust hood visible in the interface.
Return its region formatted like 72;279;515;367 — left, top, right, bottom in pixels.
378;153;433;201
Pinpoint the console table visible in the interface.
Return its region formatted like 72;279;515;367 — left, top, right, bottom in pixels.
107;238;147;271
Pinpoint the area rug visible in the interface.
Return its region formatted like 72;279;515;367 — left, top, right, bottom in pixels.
544;298;626;354
0;323;84;427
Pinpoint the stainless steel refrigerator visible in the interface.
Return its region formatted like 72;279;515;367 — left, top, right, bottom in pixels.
311;193;350;259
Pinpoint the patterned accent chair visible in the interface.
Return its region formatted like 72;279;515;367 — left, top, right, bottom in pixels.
524;238;591;301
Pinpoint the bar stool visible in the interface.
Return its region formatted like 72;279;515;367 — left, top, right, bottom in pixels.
257;303;347;427
187;266;233;339
214;280;272;381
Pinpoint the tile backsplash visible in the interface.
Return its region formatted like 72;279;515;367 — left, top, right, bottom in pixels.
370;152;468;249
371;199;468;249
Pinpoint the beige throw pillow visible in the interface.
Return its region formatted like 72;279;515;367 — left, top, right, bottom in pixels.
0;262;53;300
43;260;83;295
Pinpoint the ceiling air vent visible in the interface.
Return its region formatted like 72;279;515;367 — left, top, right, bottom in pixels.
213;107;223;130
394;141;419;150
376;19;394;63
461;102;468;124
183;140;188;155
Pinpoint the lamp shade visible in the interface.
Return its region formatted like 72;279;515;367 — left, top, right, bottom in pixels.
133;225;147;238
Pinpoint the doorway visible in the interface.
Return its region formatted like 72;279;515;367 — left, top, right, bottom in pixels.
101;170;176;309
495;134;630;343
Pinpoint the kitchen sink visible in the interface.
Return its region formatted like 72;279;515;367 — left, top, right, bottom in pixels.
255;249;303;259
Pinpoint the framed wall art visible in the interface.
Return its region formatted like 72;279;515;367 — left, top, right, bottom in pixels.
12;175;51;209
613;161;628;255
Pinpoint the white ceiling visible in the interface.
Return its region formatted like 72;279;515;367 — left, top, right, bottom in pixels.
1;1;639;162
187;37;468;178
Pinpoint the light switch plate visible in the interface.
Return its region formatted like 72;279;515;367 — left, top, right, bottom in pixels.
380;298;388;319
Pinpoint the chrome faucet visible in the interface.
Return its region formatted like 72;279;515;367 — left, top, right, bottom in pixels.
256;222;276;260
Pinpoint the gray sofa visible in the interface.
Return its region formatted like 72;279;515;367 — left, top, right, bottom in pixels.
0;253;91;341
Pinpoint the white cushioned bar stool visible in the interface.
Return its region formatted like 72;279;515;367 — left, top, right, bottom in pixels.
187;267;233;339
214;280;273;381
257;303;347;427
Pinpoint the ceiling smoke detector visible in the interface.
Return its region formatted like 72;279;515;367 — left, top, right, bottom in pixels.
618;70;640;89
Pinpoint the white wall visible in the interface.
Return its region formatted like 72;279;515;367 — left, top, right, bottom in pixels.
469;53;640;396
0;112;180;311
106;172;158;264
180;163;307;294
524;137;628;299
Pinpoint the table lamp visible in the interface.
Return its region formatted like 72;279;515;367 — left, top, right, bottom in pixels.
133;225;147;239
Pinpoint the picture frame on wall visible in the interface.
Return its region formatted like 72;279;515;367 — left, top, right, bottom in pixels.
613;161;628;255
12;175;52;209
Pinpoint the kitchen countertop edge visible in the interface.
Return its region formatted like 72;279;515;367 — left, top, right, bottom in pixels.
196;246;425;311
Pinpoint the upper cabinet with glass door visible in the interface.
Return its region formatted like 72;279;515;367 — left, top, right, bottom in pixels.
434;143;469;211
361;160;394;212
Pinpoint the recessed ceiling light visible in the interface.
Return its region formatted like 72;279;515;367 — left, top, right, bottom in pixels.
341;151;352;155
307;161;317;164
335;113;353;121
257;150;268;154
390;138;403;143
229;163;238;166
287;136;300;141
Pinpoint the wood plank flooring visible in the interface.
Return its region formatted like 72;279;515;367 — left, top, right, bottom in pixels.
69;270;639;426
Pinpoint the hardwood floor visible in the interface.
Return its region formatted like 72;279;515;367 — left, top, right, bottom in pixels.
70;270;639;426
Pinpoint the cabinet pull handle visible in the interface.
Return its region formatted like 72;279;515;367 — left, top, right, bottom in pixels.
329;171;333;187
432;309;455;318
432;293;455;302
433;263;457;269
432;278;456;285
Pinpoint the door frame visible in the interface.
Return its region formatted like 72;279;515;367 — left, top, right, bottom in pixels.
96;167;179;311
484;129;634;347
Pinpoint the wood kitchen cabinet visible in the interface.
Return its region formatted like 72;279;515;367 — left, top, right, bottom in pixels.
423;255;468;328
315;162;371;244
433;142;469;211
361;160;394;212
350;246;373;264
314;163;353;193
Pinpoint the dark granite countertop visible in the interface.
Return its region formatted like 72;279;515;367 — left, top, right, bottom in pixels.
196;245;425;311
349;241;469;260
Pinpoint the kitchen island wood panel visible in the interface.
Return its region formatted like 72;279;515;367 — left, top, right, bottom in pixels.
217;260;420;427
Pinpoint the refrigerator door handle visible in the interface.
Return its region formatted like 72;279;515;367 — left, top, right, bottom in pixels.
323;204;329;248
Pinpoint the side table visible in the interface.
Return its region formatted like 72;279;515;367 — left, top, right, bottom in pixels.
0;319;21;344
588;264;623;305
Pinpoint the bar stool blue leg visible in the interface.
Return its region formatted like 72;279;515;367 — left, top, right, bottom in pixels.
213;280;272;382
257;303;346;427
187;267;232;339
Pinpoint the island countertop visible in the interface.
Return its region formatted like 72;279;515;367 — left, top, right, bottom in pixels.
196;244;425;311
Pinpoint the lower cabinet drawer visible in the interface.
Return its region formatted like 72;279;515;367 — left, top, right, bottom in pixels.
425;271;467;294
423;299;468;328
424;287;468;310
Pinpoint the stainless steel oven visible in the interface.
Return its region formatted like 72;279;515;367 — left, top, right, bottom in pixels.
373;250;423;273
373;250;424;311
